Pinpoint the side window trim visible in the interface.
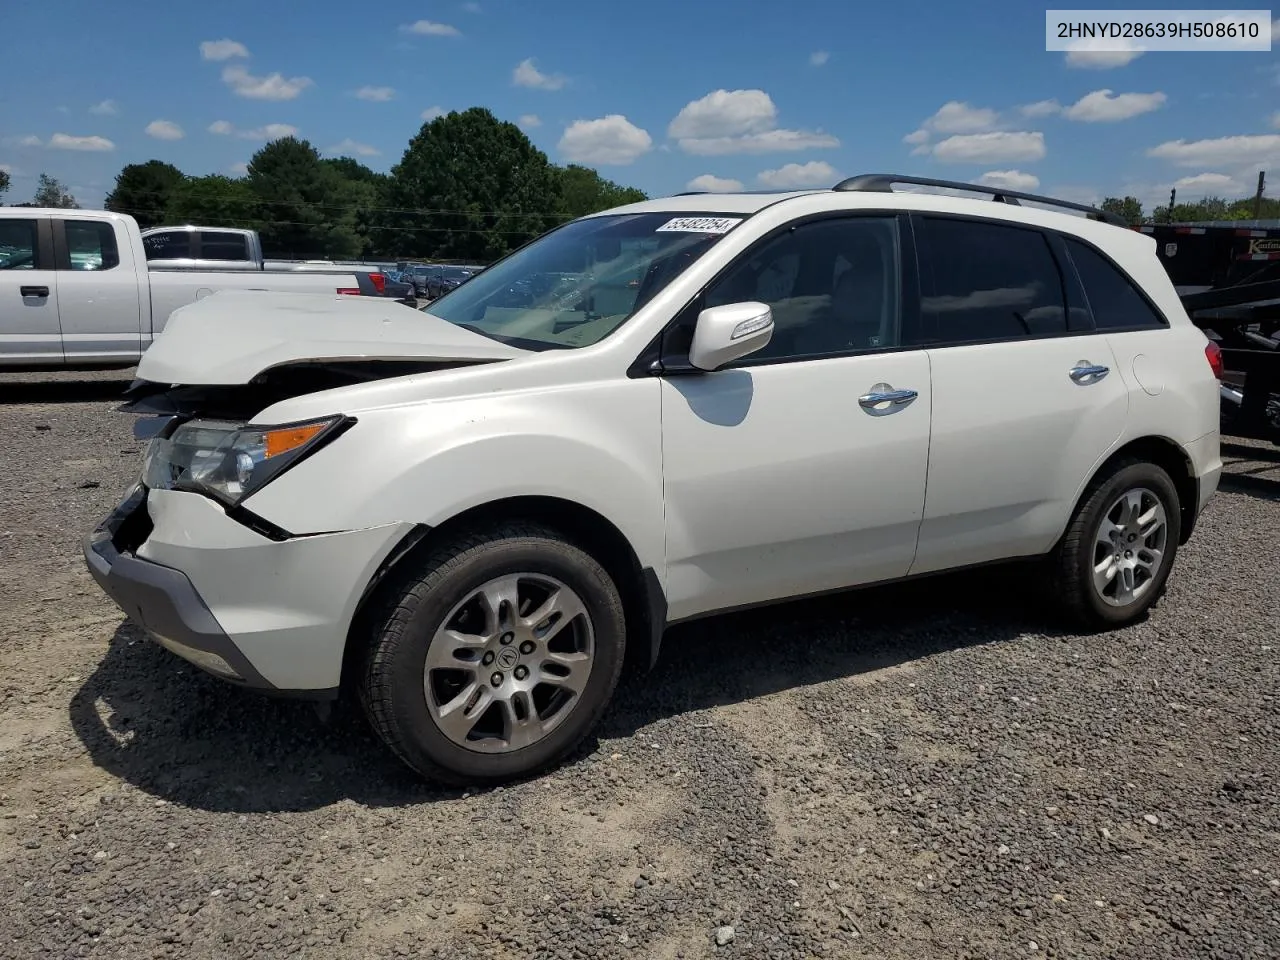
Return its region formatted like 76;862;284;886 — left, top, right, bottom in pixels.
1060;236;1171;330
1044;232;1096;333
909;212;1098;349
35;218;55;270
650;211;917;373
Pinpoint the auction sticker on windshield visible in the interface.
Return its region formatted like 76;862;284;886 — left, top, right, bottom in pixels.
654;216;743;234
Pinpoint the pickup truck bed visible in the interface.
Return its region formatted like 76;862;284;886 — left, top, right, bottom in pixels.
1;208;401;370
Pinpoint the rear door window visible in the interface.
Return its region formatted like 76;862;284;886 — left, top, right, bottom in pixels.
914;216;1069;345
142;230;192;260
64;221;120;271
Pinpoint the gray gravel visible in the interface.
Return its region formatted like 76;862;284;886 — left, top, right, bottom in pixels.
1;369;1278;959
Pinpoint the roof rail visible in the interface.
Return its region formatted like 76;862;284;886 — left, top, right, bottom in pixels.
832;174;1126;227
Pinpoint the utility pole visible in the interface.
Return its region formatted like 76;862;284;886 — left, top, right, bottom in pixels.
1168;188;1176;223
1254;171;1266;221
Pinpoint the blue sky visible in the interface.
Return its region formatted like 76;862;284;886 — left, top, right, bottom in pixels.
2;1;1278;212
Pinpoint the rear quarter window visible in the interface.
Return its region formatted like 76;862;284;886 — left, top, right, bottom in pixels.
1066;238;1168;330
199;231;250;261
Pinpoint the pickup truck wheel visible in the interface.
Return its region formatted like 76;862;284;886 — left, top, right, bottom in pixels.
358;523;626;786
1051;459;1181;629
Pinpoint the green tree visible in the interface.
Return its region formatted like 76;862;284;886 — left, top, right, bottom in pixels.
322;156;392;258
1100;195;1144;226
389;107;562;260
0;168;10;204
105;160;185;228
33;173;78;208
166;175;260;228
246;137;362;259
554;164;647;219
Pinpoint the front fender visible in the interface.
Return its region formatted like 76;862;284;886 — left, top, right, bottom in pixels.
241;378;666;574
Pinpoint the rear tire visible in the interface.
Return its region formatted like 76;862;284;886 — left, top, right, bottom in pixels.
358;522;626;786
1051;458;1182;629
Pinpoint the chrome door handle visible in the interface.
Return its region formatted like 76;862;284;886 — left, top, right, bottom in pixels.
858;385;918;413
1069;363;1109;385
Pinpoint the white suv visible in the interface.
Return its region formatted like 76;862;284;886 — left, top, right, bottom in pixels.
85;175;1223;785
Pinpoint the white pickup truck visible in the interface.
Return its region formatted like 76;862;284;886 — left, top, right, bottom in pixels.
0;208;395;370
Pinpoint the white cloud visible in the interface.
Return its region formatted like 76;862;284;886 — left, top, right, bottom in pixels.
686;174;745;192
463;1;482;10
200;38;249;61
975;169;1040;190
809;51;829;66
678;129;840;155
757;160;838;189
518;114;542;129
228;162;249;176
48;133;114;151
670;89;775;139
918;101;999;135
1062;89;1166;122
1173;172;1245;195
89;99;118;116
14;135;42;147
1147;134;1280;168
354;85;395;102
208;120;299;140
668;88;838;155
221;64;313;100
513;58;567;91
930;131;1046;163
145;120;184;141
558;115;652;164
903;101;1002;154
401;19;460;36
421;106;446;121
1020;99;1061;118
1272;111;1280;129
327;138;380;157
1065;38;1143;69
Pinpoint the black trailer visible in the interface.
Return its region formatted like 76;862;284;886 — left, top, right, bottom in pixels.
1179;276;1280;445
1133;220;1280;445
1141;221;1280;292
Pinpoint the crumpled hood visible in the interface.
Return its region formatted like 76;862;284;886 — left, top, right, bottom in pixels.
138;289;526;385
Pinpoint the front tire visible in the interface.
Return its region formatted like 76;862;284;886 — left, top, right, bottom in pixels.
358;523;626;785
1051;459;1182;629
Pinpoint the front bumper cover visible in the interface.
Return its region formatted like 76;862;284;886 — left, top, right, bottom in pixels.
84;486;417;699
83;485;318;695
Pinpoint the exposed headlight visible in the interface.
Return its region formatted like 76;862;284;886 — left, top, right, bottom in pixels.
142;415;349;506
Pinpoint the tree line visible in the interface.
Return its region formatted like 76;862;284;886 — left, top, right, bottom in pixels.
1100;191;1279;227
4;107;648;262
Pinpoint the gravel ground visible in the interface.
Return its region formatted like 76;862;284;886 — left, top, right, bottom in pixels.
1;369;1277;960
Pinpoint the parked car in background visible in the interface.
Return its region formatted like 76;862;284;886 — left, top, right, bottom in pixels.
426;265;475;300
380;271;417;305
411;263;443;297
0;208;396;369
85;174;1220;786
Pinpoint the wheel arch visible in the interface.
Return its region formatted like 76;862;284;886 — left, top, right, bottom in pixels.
340;496;667;694
1075;435;1199;545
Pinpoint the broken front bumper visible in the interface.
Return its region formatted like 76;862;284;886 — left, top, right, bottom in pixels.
83;485;415;698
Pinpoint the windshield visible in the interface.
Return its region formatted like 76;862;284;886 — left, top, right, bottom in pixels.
420;212;747;350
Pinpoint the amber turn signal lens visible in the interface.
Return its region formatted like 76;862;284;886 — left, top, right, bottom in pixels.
263;422;328;459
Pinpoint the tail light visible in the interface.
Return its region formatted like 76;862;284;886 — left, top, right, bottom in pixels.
1204;340;1224;380
369;272;386;295
335;287;360;296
